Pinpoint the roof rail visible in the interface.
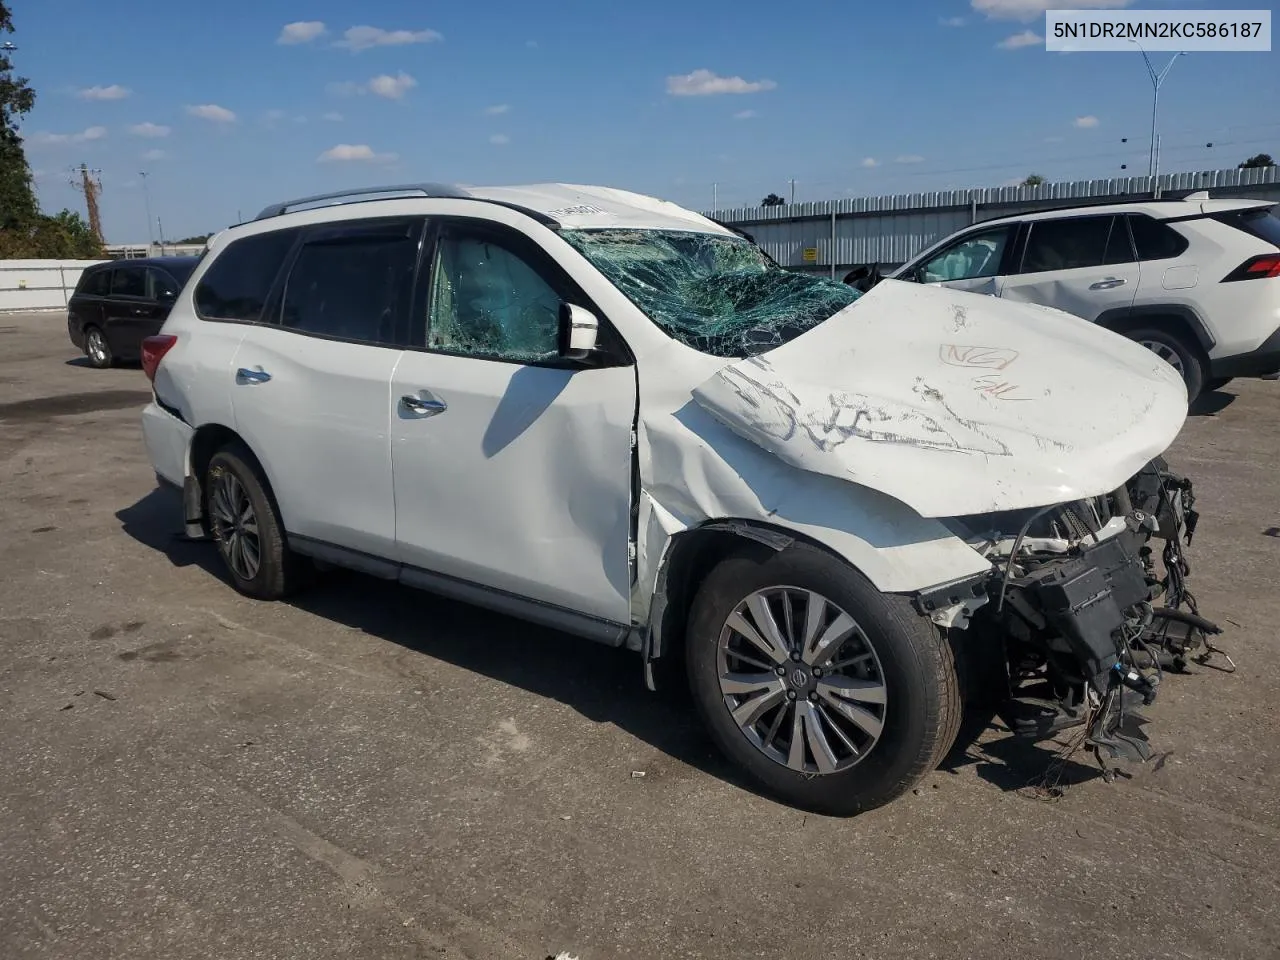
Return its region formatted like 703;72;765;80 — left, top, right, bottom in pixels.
254;182;468;220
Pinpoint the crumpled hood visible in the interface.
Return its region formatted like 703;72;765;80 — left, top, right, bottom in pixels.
690;279;1189;517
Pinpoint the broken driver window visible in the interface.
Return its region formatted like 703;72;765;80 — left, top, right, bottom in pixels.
562;229;861;358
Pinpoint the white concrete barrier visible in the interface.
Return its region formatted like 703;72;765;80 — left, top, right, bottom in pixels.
0;259;109;313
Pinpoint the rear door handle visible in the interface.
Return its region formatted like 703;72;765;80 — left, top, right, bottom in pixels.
401;394;447;417
1089;277;1127;290
236;367;272;384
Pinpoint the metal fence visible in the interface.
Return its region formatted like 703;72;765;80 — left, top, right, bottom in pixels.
0;259;108;312
707;166;1280;276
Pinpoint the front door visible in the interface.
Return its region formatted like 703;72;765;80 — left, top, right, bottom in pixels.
390;217;637;623
228;216;422;560
996;214;1140;323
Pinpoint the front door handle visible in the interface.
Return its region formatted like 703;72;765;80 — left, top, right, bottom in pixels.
235;367;272;385
401;394;447;417
1089;277;1127;290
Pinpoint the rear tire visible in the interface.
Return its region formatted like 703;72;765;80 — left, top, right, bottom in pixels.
205;443;311;600
685;542;961;816
84;326;113;369
1126;327;1204;403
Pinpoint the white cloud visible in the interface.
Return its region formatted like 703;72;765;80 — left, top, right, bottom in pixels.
366;72;417;99
939;16;966;27
895;154;925;164
322;111;344;121
861;157;880;168
733;109;756;120
265;108;286;122
972;0;1130;21
141;148;167;161
666;69;777;96
489;133;510;146
29;126;107;145
186;103;237;122
484;103;510;115
317;143;398;163
998;29;1042;48
336;25;442;51
128;121;170;138
278;21;326;44
1074;114;1099;128
76;84;130;101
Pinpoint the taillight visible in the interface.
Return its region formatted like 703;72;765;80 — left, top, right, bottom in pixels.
141;334;178;383
1222;253;1280;282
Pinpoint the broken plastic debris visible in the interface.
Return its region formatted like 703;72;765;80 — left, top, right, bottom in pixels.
563;228;861;358
630;770;646;778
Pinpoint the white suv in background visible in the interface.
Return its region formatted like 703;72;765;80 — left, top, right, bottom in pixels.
138;182;1204;815
890;193;1280;400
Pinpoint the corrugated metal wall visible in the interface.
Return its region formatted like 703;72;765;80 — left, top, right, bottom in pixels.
708;167;1280;275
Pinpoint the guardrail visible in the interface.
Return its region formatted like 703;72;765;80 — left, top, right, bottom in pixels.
0;259;108;312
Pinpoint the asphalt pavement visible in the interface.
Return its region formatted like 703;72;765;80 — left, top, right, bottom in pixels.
2;309;1279;960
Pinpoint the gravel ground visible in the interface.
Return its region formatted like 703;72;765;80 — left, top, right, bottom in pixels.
2;309;1279;960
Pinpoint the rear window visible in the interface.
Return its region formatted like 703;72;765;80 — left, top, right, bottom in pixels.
195;229;300;322
1213;205;1280;249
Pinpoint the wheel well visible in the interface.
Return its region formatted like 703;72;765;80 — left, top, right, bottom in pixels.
1099;314;1209;363
187;424;245;531
648;522;856;684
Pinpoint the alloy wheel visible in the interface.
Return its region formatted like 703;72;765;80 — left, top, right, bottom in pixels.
209;469;261;582
86;330;108;365
1138;339;1185;377
717;587;887;775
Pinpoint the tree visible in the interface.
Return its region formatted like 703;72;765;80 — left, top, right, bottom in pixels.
1021;174;1046;187
761;193;786;207
0;3;105;258
1239;153;1275;169
0;0;39;231
174;234;213;245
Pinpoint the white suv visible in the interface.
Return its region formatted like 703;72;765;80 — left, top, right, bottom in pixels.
889;194;1280;401
139;183;1207;815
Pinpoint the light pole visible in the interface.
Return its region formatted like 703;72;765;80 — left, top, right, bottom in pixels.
1129;39;1186;182
139;171;154;248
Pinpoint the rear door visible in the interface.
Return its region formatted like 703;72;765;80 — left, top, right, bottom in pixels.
908;223;1017;297
228;216;422;560
997;214;1139;322
103;263;154;359
68;266;109;345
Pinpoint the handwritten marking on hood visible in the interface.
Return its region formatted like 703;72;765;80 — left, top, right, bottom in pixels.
971;375;1033;401
950;304;969;332
940;345;1018;371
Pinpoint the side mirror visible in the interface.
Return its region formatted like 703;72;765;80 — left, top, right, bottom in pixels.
559;302;599;360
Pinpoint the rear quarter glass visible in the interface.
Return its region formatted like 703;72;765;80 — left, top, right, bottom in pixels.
1212;205;1280;249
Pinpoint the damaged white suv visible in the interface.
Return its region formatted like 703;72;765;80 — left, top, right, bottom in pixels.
139;183;1210;815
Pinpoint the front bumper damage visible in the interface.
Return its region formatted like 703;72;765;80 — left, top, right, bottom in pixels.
920;457;1226;775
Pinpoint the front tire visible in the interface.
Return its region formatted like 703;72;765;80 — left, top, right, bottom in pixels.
685;543;961;816
205;443;311;600
1127;327;1205;403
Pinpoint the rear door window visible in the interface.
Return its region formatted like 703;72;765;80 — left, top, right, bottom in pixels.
148;268;182;301
1019;215;1114;273
1127;215;1190;261
110;265;147;298
195;229;301;322
78;269;111;297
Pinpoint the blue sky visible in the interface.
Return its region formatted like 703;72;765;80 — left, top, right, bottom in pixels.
14;0;1280;241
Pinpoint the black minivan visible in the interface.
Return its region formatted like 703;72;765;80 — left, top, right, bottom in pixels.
67;256;200;368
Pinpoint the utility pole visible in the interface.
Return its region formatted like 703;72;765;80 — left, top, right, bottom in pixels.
789;178;796;205
139;171;154;247
1129;39;1186;183
68;164;105;245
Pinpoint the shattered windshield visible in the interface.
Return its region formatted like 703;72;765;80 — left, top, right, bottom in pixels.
562;229;862;358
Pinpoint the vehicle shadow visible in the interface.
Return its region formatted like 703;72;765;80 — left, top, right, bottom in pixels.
114;487;752;794
1189;389;1236;417
116;486;1104;809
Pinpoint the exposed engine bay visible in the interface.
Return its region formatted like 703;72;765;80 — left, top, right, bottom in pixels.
916;457;1228;776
